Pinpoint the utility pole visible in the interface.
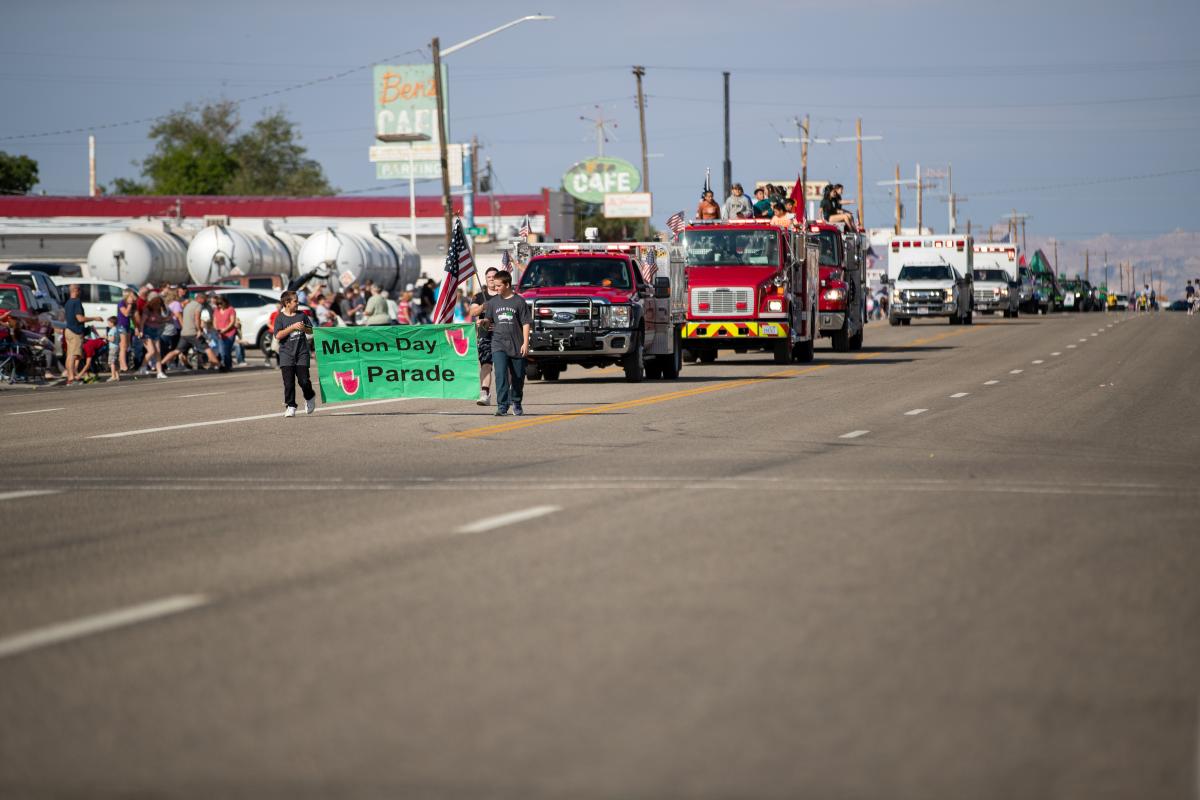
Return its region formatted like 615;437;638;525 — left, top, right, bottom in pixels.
88;134;96;197
916;163;923;234
431;37;453;247
1053;239;1059;277
722;71;731;200
1021;218;1027;252
633;65;650;240
1085;249;1090;284
939;164;968;234
855;118;864;229
894;164;901;233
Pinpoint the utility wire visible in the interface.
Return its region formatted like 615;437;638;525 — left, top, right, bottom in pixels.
969;167;1200;198
0;46;428;142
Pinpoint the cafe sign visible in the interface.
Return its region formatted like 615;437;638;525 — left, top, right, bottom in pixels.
562;157;641;204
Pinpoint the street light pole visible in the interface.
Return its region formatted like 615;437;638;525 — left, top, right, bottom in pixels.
376;132;431;247
429;15;555;247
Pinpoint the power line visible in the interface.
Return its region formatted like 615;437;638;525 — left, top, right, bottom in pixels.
646;92;1200;111
968;167;1200;198
0;46;428;143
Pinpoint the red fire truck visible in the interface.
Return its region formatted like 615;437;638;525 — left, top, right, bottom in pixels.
678;219;819;364
808;220;868;351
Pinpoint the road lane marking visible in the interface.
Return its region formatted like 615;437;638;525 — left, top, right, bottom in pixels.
439;365;831;440
1051;352;1062;356
0;595;209;660
90;398;410;438
6;408;65;416
455;505;561;534
839;430;870;439
1091;333;1098;337
984;380;1000;385
1067;345;1077;349
1032;360;1044;364
950;392;969;398
904;408;928;416
177;392;225;398
1079;338;1088;342
0;490;60;502
1010;369;1023;374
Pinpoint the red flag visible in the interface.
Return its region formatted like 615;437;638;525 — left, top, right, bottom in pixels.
790;175;806;222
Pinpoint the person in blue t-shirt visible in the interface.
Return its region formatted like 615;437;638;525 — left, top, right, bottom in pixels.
62;283;100;386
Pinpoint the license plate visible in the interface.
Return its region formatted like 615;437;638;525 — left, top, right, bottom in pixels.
760;324;779;336
916;308;930;315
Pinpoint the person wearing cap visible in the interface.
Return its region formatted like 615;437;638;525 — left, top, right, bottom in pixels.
177;291;219;370
723;183;753;219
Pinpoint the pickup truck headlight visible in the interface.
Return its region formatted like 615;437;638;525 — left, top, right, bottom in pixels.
1000;286;1009;296
891;289;901;302
605;304;632;328
766;298;783;312
943;288;954;301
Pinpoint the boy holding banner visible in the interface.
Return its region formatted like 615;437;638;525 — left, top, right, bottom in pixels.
484;270;531;416
273;291;316;418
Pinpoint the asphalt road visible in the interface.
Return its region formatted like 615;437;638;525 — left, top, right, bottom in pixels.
1;310;1198;799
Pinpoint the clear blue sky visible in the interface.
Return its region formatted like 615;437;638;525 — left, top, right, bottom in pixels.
3;0;1197;239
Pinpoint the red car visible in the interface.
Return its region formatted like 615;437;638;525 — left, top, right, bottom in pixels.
0;282;55;340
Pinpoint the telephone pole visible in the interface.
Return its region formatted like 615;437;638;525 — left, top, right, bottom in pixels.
877;166;916;234
939;164;967;234
431;37;454;247
722;71;731;199
855;119;864;228
633;65;650;239
1085;249;1090;284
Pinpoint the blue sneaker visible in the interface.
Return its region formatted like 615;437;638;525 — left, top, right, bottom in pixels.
513;404;524;416
494;406;509;416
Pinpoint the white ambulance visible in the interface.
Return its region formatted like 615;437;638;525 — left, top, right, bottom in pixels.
972;243;1020;318
886;235;975;326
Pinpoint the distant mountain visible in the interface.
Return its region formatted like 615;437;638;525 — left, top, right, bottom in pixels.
1027;231;1199;300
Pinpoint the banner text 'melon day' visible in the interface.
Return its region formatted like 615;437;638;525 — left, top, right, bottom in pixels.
320;337;441;356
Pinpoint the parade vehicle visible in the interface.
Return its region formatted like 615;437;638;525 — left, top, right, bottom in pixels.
972;243;1019;317
808;220;867;351
678;219;819;364
886;235;974;325
1109;292;1129;311
512;241;685;382
1059;277;1098;312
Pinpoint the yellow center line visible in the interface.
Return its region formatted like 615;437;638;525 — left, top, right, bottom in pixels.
438;364;831;440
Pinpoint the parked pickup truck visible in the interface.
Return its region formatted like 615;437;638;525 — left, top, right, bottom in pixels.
513;241;685;382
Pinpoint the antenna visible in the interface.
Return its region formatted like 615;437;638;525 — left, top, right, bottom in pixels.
579;105;619;158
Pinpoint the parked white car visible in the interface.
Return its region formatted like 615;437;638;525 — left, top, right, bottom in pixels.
209;288;284;352
51;278;134;336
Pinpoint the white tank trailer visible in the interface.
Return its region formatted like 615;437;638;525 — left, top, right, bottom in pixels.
185;221;304;284
86;224;191;286
296;225;420;294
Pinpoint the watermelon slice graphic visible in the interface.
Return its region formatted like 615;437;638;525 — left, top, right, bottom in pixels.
333;369;360;395
445;327;470;357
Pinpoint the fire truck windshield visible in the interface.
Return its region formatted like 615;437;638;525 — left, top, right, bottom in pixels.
683;231;779;267
811;230;843;266
519;257;632;290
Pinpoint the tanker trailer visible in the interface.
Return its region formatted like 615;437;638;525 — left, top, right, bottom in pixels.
86;224;191;286
296;226;401;293
186;222;301;284
377;231;421;293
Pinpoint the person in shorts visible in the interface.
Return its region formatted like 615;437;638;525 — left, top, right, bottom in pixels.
178;291;219;370
469;267;500;406
105;316;120;382
273;291;316;418
61;283;99;386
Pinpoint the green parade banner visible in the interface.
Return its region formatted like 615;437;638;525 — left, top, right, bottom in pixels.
313;324;479;403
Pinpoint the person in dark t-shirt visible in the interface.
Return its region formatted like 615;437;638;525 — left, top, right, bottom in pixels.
483;270;531;416
273;290;315;417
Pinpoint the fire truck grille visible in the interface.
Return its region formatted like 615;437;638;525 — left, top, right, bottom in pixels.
691;288;753;316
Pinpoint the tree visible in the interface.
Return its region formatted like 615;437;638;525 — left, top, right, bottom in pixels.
110;101;334;196
0;151;39;195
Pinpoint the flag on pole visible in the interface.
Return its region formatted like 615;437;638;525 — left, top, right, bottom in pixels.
641;247;658;284
702;167;712;198
500;249;512;271
519;216;532;239
790;174;805;223
666;210;686;237
431;219;475;325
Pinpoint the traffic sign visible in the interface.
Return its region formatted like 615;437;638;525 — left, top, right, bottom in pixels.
467;226;488;237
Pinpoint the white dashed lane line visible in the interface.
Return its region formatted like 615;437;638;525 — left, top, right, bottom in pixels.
177;392;226;398
1067;345;1077;349
89;398;410;439
0;490;61;502
904;408;928;416
0;595;209;660
6;408;65;415
984;380;1000;386
1032;360;1045;364
1051;352;1062;356
1079;338;1088;342
950;392;969;398
839;430;870;439
455;505;562;534
1010;369;1023;374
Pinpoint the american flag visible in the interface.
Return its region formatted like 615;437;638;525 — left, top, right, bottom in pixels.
519;216;532;239
431;219;475;324
500;249;512;271
666;210;686;237
641;247;658;284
